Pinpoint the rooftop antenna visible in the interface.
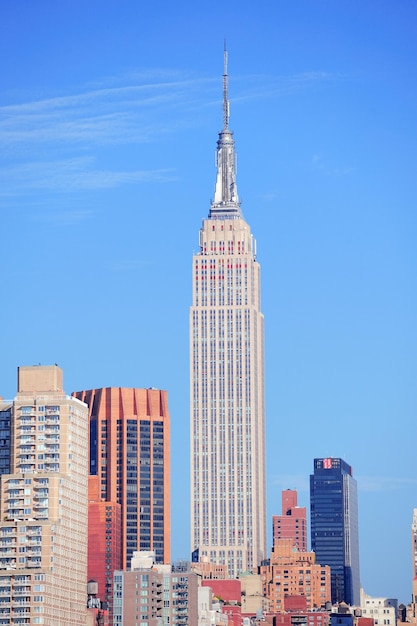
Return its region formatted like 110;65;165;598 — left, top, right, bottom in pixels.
223;40;229;130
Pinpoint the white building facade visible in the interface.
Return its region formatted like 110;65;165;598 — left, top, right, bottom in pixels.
190;50;266;577
360;589;397;626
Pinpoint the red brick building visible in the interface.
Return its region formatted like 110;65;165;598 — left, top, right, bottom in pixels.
202;578;241;603
272;490;307;551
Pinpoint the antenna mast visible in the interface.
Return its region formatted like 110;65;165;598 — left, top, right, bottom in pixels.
223;42;229;130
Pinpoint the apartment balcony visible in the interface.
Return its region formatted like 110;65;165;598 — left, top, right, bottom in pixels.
33;499;48;507
44;463;59;471
45;433;60;441
28;538;42;547
19;438;35;447
11;589;30;597
17;464;35;472
0;550;15;557
7;508;24;517
32;482;48;490
12;599;30;608
45;424;60;432
34;489;48;497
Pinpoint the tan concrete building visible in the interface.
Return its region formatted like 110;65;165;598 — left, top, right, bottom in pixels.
259;539;331;612
240;572;269;615
0;365;89;625
191;557;229;580
190;49;266;578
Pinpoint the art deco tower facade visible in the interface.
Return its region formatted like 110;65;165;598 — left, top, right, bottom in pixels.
190;51;266;577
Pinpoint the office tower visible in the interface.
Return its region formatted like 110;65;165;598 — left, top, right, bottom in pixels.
0;365;89;625
310;458;360;605
73;388;170;573
259;539;331;612
190;50;266;578
272;489;307;551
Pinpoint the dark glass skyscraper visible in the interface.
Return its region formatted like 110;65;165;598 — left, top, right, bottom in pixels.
310;457;360;606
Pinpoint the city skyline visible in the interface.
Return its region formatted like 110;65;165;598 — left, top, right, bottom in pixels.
1;0;416;604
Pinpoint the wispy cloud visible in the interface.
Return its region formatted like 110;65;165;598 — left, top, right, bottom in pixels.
105;259;155;272
32;209;94;226
358;475;417;493
0;73;216;151
0;68;339;195
1;70;338;150
0;156;178;195
311;152;354;176
270;473;417;495
232;70;339;104
270;474;310;493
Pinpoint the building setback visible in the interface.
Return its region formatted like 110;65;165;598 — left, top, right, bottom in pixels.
310;458;360;606
72;388;171;585
272;489;307;552
259;539;331;612
0;365;89;625
190;48;266;578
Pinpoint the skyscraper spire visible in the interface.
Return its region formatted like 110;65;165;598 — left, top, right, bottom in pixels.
222;42;229;131
209;46;242;219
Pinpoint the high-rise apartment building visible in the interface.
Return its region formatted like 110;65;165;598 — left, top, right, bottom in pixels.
73;387;170;577
0;365;89;625
310;457;360;605
272;489;307;551
190;49;266;577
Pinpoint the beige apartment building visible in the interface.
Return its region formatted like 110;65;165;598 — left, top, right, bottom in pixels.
0;365;89;625
190;50;266;577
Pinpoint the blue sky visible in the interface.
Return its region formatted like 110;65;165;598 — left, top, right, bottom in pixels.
1;0;416;604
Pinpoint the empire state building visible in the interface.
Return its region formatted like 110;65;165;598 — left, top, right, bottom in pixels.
190;50;266;577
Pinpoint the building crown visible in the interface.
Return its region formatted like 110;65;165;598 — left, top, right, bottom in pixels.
209;45;243;220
